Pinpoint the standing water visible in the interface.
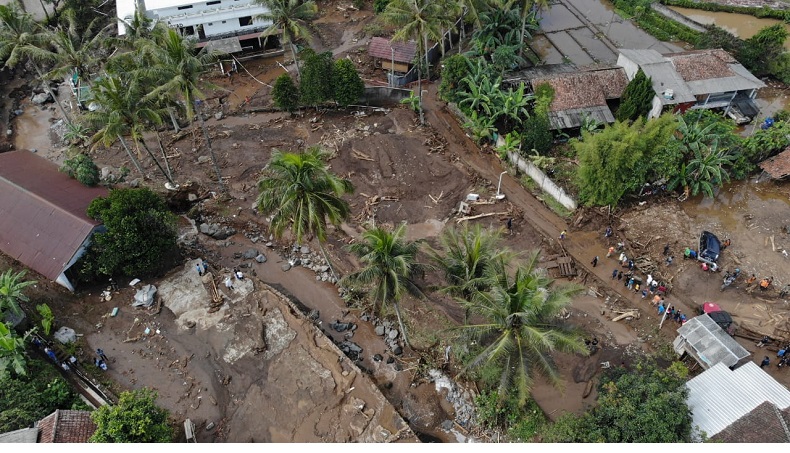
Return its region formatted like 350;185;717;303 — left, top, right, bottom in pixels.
668;6;790;50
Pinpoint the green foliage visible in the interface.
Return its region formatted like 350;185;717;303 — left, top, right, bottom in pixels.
467;8;522;57
491;44;525;74
0;322;29;378
90;389;173;443
612;0;701;44
36;304;54;335
82;188;178;279
0;356;88;432
459;250;587;406
373;0;390;14
272;73;300;113
616;69;654;122
533;82;554;116
256;147;353;243
662;0;790;21
540;360;693;442
575;114;677;206
400;91;420;112
0;270;36;318
496;131;522;160
60;153;100;186
520;113;553;155
742;118;790;162
333;58;364;107
438;53;470;102
463;110;497;144
738;24;788;78
299;49;334;106
362;22;386;37
475;390;548;441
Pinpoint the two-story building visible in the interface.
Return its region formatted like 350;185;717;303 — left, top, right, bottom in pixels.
116;0;272;52
617;48;765;122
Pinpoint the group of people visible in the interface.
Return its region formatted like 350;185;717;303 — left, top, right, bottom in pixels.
35;336;109;372
657;303;686;325
223;268;245;291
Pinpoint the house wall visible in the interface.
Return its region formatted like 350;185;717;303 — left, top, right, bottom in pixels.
648;96;663;119
616;54;640;80
56;226;103;292
144;0;270;38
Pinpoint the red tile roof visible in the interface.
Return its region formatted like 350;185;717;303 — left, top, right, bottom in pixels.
759;146;790;180
368;37;416;64
0;151;108;282
37;410;97;443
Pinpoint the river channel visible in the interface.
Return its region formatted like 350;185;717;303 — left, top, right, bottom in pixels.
669;5;790;50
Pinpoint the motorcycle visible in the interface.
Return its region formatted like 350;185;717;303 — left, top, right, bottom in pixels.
721;268;741;291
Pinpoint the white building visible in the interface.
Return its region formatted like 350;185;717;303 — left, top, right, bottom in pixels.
116;0;272;49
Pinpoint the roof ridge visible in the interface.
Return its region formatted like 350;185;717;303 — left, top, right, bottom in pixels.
772;402;790;442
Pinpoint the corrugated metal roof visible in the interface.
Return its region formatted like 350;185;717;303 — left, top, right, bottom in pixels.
686;362;790;438
367;37;416;64
0;151;107;282
0;428;39;443
547;106;614;130
640;61;697;104
676;314;750;368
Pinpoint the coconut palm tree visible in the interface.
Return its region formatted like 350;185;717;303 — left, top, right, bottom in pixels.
380;0;443;79
459;250;587;406
254;0;318;79
256;146;354;242
83;73;172;183
0;1;72;125
343;224;427;347
44;8;113;89
0;269;36;318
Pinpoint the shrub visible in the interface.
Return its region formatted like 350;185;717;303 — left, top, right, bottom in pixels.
90;389;173;443
272;73;300;113
60;153;100;186
333;58;365;107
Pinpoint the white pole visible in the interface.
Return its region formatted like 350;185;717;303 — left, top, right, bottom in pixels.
496;171;507;200
659;302;671;329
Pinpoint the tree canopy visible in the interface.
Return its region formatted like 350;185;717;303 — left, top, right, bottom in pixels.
80;188;177;279
616;69;654;122
333;58;364;108
272;72;300;113
90;389;173;443
541;361;693;442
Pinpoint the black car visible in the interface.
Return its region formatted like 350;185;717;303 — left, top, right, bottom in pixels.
698;231;721;266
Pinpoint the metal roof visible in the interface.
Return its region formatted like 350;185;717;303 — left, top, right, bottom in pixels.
686;362;790;439
0;428;39;443
674;314;750;369
0;151;107;283
367;37;416;64
547;106;615;130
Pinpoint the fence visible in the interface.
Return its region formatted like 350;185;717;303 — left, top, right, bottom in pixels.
506;150;578;211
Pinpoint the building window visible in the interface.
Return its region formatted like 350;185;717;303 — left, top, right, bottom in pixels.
177;5;193;10
221;20;226;23
207;22;213;25
207;0;221;4
238;16;252;26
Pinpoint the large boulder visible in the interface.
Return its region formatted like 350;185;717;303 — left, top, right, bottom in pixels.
31;92;52;105
54;326;77;344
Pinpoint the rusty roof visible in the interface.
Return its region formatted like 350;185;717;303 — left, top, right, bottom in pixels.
668;49;735;82
37;410;96;443
759;146;790;180
0;151;108;282
532;67;628;112
368;37;416;64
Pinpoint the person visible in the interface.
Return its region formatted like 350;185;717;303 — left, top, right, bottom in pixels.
628;260;634;270
680;313;687;324
779;348;787;358
722;238;731;250
666;256;674;266
674;310;681;323
224;275;234;291
61;362;70;372
657;303;665;315
617;271;623;281
618;252;626;263
69;356;77;366
32;337;42;348
663;244;670;256
757;336;771;348
97;348;109;362
683;247;691;259
657;284;667;296
591;256;599;267
506;217;512;234
646;274;653;287
607;246;614;258
627;278;634;290
701;262;709;271
45;347;57;363
746;274;757;286
234;268;244;280
651;280;659;291
94;357;108;371
634;283;640;293
652;294;661;306
612;268;618;280
559;230;566;240
641;289;648;299
604;226;613;238
196;263;203;276
761;356;771;368
760;277;773;291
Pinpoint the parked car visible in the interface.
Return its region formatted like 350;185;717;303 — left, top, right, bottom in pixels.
698;231;721;267
699;302;735;335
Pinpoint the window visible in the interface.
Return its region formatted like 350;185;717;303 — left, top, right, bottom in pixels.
207;0;221;4
238;16;252;26
207;22;213;25
221;20;226;23
177;5;193;10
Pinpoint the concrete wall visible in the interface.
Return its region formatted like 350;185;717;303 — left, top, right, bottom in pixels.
361;86;413;106
507;150;578;211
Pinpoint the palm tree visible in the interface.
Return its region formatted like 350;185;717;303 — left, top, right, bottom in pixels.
254;0;318;79
256;147;354;278
686;140;734;198
44;8;113;89
117;7;154;44
0;269;36;318
459;250;587;406
0;1;72;125
503;0;543;55
83;73;172;182
381;0;443;79
428;224;515;320
343;224;427;347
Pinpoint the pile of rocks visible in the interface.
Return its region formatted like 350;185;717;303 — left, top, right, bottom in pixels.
199;222;236;240
365;314;403;356
279;244;336;284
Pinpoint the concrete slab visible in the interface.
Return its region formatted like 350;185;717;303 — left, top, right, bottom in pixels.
531;34;566;65
538;3;584;33
568;27;618;64
546;31;595;66
566;0;620;26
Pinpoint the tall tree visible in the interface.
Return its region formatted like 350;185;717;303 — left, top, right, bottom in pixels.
459;250;587;406
0;270;36;319
616;68;655;122
333;58;365;108
254;0;318;79
255;147;354;244
380;0;443;78
343;224;427;347
669;139;734;199
44;8;113;89
299;49;334;107
0;1;72;125
90;389;173;443
272;72;301;113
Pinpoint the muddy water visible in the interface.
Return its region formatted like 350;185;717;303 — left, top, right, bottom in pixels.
669;6;790;50
13;102;58;159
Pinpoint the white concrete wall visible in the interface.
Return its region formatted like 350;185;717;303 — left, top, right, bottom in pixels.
648;96;663;119
617;54;640;80
507;151;578;211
